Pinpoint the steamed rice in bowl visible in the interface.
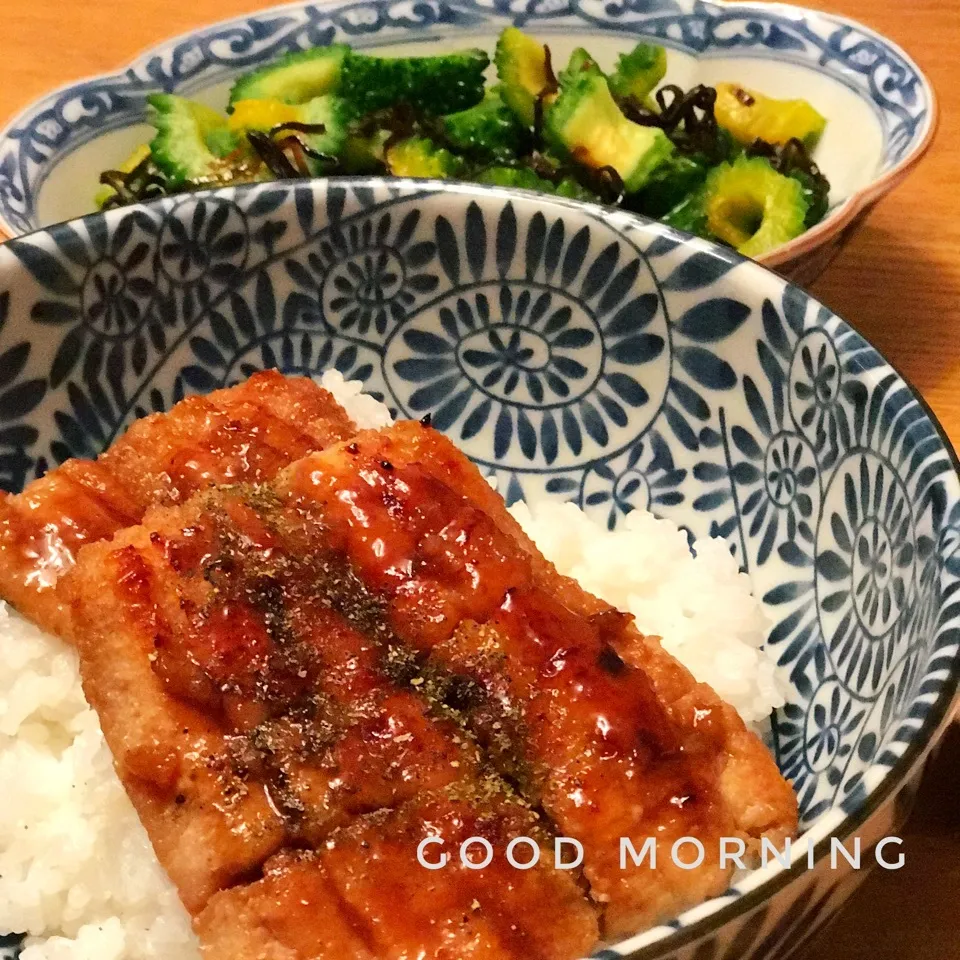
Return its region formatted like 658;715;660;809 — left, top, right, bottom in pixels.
0;372;786;960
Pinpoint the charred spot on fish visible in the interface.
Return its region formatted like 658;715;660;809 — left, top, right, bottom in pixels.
224;734;262;780
244;574;287;626
382;644;425;686
267;770;307;825
202;555;238;585
633;725;676;761
597;644;627;676
444;674;486;712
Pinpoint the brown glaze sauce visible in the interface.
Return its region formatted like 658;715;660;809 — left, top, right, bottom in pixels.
164;406;321;497
138;490;531;853
278;442;733;924
64;418;795;952
0;372;356;639
1;474;131;592
290;449;720;769
105;482;606;956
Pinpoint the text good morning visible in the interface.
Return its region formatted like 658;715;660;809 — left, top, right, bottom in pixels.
417;836;906;872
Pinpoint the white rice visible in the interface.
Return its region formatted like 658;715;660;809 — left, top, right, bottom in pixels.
508;501;785;726
0;608;194;960
0;374;784;960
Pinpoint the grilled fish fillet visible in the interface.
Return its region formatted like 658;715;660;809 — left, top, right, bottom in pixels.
269;422;798;936
68;419;796;954
198;797;597;960
67;481;597;958
0;371;354;638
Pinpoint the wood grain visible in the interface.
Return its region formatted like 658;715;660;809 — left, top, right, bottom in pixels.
0;2;957;958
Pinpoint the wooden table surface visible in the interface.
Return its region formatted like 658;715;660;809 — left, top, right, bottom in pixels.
1;1;957;957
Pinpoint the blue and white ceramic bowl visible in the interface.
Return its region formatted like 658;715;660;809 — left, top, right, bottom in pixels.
0;179;958;959
0;0;937;284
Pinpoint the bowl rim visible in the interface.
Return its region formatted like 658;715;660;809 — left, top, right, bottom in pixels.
747;0;940;269
617;378;960;959
1;176;958;958
0;0;939;264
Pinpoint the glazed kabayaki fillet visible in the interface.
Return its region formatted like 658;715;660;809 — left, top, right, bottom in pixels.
67;420;797;957
0;370;354;638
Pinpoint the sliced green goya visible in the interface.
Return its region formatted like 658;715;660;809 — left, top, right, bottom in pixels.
442;88;528;162
340;128;392;174
662;189;711;238
557;47;596;88
544;56;674;192
608;42;667;102
630;154;708;217
474;165;598;202
339;49;489;116
228;45;349;107
702;155;809;257
205;127;242;158
385;137;463;178
714;82;827;148
228;95;351;170
494;27;551;127
147;94;236;186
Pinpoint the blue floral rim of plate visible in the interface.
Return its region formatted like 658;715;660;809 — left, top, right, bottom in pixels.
0;0;936;238
0;178;957;959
